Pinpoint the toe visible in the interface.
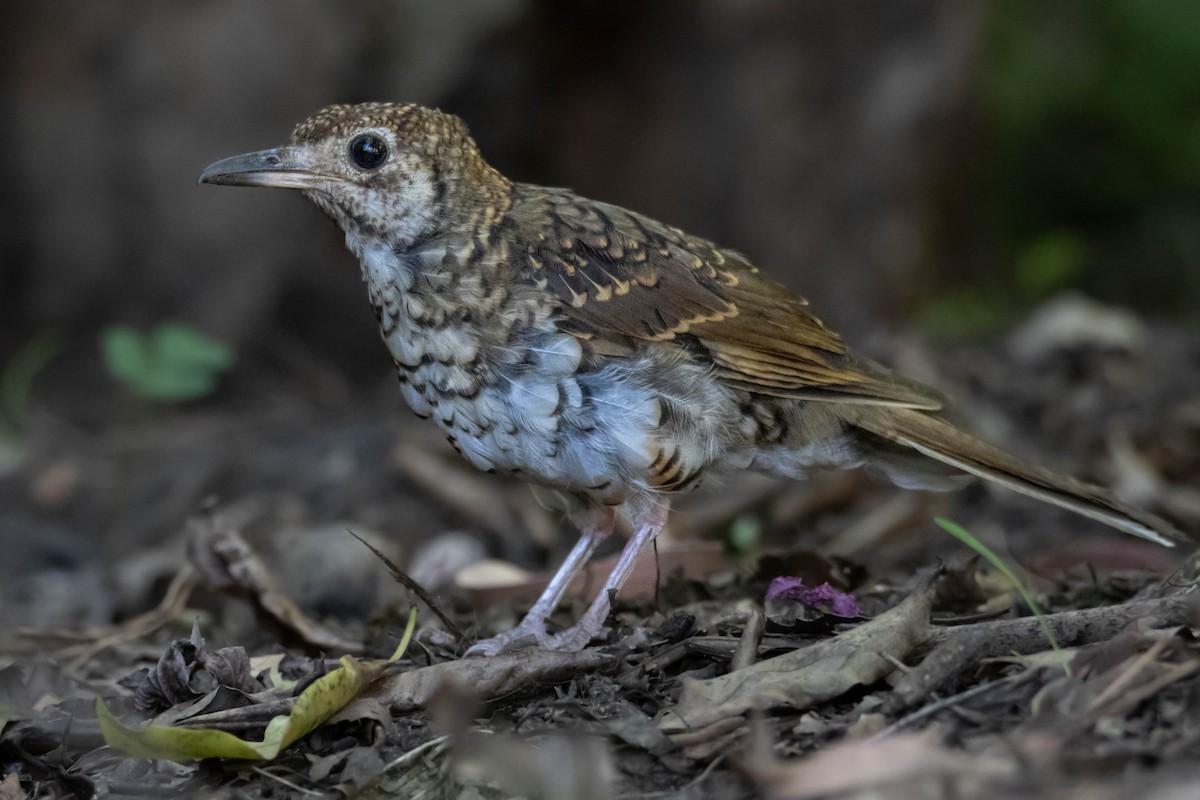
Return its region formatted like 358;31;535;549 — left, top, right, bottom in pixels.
546;627;596;652
465;622;550;656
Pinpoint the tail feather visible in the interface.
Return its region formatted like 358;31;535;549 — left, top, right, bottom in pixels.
849;408;1187;547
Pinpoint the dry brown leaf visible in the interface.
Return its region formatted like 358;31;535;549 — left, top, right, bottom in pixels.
124;620;262;714
186;512;363;655
375;648;614;711
661;570;937;730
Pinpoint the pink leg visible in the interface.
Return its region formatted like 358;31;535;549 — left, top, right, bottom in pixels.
466;507;615;656
546;500;671;652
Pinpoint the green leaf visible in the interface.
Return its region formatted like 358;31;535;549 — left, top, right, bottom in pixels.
100;323;234;402
1014;232;1087;297
100;326;153;386
914;288;1010;340
153;324;235;372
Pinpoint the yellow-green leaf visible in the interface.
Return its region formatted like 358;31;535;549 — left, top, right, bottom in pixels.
98;654;373;761
98;610;417;762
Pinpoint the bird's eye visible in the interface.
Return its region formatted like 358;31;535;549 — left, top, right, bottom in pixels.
349;133;388;170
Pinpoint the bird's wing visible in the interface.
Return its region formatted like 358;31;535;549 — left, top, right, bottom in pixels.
512;188;942;409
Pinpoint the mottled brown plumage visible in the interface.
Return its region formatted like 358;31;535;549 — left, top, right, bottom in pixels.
512;185;943;409
201;102;1186;655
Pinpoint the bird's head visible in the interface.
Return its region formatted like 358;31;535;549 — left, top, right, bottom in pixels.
199;102;510;250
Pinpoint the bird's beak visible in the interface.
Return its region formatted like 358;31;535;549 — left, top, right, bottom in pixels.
198;146;327;190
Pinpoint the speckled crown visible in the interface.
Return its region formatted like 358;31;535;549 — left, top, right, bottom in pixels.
290;102;472;151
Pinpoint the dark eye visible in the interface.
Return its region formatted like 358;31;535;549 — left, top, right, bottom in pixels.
349;133;388;170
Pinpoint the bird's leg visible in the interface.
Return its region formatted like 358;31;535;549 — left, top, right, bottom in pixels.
546;499;671;652
466;506;615;656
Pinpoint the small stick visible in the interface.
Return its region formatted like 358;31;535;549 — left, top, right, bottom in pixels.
922;595;1196;659
888;594;1196;714
731;610;766;672
886;627;990;712
874;679;1003;739
346;529;464;640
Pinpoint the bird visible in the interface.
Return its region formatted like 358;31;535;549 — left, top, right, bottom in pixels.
200;102;1186;655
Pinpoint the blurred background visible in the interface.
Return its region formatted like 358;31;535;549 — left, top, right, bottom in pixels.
2;0;1198;630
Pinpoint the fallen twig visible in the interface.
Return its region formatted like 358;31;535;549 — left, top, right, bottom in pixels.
731;609;766;672
875;678;1010;739
923;594;1196;659
346;528;464;641
887;593;1196;714
886;627;991;712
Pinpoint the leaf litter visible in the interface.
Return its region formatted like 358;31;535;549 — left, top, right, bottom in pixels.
3;316;1200;798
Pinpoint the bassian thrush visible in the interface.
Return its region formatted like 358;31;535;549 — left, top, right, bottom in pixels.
200;103;1185;655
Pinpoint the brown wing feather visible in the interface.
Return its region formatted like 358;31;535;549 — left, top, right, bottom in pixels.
512;187;942;410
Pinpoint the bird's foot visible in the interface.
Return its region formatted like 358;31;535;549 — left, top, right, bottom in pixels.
465;619;552;657
544;616;606;653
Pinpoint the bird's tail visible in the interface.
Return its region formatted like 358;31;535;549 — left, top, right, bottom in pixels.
848;407;1187;547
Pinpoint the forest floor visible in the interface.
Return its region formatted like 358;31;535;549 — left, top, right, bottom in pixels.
2;297;1200;799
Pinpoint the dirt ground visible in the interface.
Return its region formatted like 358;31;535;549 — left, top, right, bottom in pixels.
2;296;1200;799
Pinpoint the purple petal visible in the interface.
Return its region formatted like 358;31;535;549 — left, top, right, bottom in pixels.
829;590;863;618
766;577;861;617
766;576;807;602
